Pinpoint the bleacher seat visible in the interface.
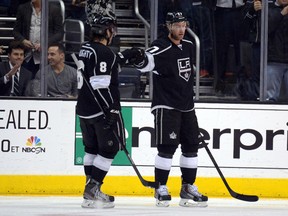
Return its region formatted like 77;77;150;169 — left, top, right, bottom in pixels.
63;18;85;67
119;67;142;99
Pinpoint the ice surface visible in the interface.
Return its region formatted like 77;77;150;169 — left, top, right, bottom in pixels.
0;196;287;216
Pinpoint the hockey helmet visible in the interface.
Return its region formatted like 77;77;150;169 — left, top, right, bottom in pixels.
90;11;117;37
166;12;187;24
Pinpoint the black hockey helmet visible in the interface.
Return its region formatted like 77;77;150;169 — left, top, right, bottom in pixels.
166;12;187;24
90;11;117;37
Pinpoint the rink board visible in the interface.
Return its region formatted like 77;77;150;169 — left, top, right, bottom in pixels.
0;99;288;198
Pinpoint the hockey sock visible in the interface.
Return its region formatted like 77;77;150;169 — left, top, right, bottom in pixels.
155;154;172;185
91;154;113;183
84;153;96;176
180;154;198;184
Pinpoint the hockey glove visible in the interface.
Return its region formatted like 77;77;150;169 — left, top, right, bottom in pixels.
117;47;145;65
104;107;120;129
128;48;145;65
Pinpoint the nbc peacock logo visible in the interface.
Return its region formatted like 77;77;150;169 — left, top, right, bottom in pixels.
22;136;46;154
26;136;42;147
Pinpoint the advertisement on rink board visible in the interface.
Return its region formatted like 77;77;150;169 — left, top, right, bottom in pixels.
0;100;288;176
0;100;77;175
75;102;288;170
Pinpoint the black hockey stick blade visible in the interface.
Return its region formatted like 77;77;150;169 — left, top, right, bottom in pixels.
112;131;159;189
204;145;259;202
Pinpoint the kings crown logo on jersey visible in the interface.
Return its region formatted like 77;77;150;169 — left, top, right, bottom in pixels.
177;57;191;82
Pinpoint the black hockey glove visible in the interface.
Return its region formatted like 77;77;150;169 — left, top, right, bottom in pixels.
128;48;145;65
104;107;120;129
117;47;145;65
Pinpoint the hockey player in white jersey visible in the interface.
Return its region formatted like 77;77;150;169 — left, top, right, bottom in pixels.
121;11;208;207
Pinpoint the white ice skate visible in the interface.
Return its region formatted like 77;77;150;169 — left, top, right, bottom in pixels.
179;184;208;207
155;185;171;207
81;178;115;209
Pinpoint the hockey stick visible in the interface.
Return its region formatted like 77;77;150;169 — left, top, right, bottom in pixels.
199;136;259;202
72;53;159;189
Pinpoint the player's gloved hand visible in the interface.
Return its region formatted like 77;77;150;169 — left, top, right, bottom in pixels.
128;48;145;65
117;47;145;65
104;107;120;129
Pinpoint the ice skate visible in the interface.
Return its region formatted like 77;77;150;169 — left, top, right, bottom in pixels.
179;184;208;207
154;185;171;207
81;178;115;209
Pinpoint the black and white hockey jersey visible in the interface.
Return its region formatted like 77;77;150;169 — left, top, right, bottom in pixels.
76;41;120;119
137;36;196;112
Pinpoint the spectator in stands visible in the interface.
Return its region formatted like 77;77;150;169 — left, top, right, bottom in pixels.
0;40;33;96
266;0;288;102
214;0;245;95
63;0;86;22
236;0;264;101
33;43;78;98
179;0;214;78
13;0;64;78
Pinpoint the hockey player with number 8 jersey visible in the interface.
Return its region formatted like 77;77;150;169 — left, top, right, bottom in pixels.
76;12;126;209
